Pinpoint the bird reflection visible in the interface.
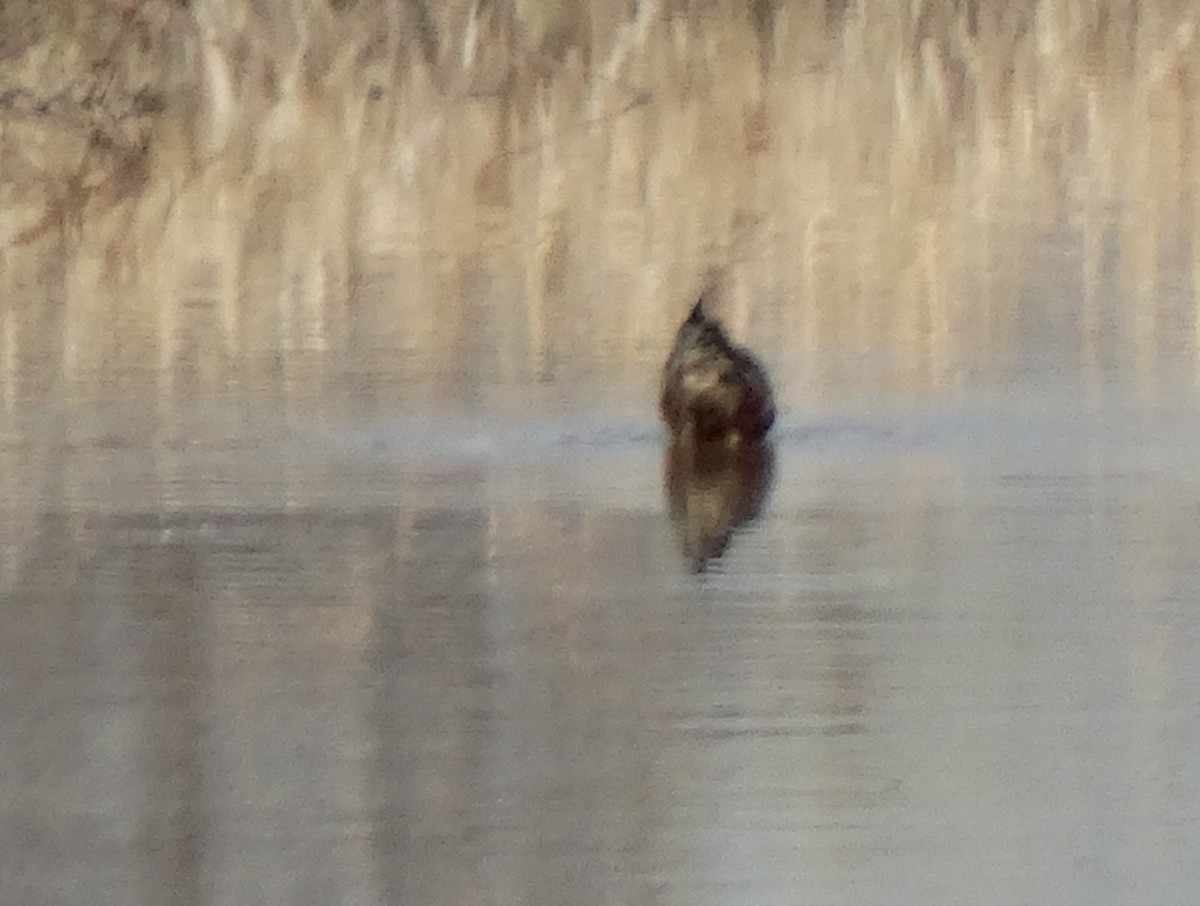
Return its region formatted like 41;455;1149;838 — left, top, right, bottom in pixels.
664;438;775;572
660;277;777;571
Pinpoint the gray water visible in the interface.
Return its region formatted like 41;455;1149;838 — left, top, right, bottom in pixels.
4;381;1200;905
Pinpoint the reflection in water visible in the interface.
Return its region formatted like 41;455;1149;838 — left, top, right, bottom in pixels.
664;438;775;571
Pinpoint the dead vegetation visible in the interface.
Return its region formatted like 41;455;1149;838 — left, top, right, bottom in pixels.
0;0;1197;400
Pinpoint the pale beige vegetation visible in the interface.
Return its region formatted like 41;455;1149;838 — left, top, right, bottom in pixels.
0;0;1198;404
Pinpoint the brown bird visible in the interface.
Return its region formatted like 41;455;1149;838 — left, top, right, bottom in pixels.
660;293;775;446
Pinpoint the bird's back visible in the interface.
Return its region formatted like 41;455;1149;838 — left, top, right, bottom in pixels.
660;299;775;444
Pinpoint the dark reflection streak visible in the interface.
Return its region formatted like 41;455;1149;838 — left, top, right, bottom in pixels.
663;439;775;572
364;511;402;906
369;501;491;905
4;460;83;894
129;541;206;906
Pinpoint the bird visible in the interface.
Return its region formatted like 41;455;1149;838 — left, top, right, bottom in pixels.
659;290;775;446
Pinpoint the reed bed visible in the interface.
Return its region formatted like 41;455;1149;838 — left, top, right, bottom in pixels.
0;0;1198;405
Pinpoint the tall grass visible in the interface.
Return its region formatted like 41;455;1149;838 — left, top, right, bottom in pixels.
0;0;1198;405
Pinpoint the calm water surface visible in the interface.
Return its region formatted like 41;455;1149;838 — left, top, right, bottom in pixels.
5;19;1200;904
5;379;1200;905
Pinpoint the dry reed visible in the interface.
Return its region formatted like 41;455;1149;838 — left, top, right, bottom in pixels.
0;0;1198;405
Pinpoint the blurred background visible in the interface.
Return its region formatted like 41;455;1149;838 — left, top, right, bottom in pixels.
3;1;1200;903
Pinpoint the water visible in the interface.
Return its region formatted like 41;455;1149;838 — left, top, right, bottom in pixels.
5;388;1199;904
5;7;1200;904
